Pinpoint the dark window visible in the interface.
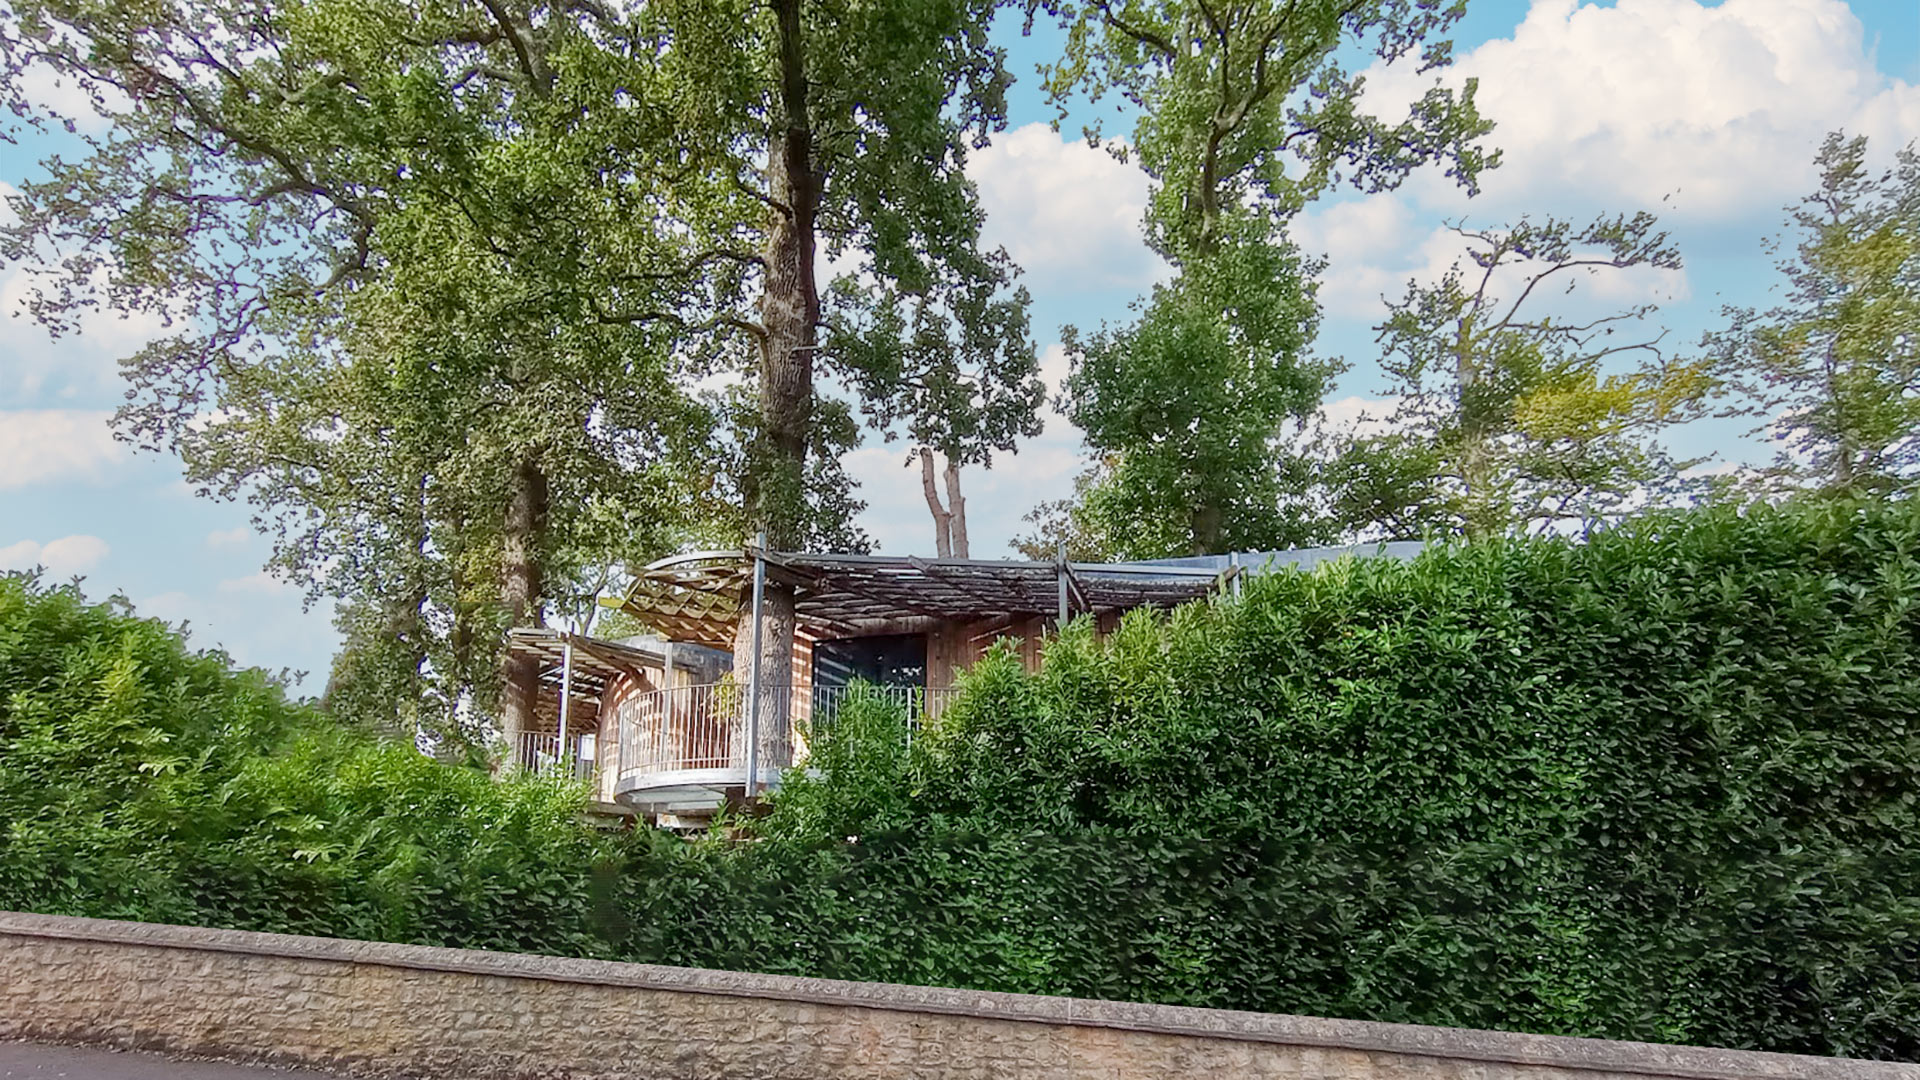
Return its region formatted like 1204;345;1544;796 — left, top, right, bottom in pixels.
811;633;928;691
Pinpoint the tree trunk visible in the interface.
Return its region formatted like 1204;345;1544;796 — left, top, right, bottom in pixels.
917;449;973;558
730;585;797;778
1455;328;1495;541
392;480;430;741
733;0;820;750
1190;503;1222;556
920;448;953;557
943;459;969;558
499;452;549;754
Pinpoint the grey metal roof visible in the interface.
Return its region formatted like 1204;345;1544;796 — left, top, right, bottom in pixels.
1125;540;1426;574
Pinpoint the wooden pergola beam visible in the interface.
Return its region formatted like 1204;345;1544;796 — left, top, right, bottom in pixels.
610;550;1223;643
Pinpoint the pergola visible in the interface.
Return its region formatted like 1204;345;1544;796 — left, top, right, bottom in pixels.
605;549;1235;650
506;628;666;729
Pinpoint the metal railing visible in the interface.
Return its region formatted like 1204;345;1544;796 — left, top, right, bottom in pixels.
511;731;596;780
806;683;964;739
608;682;963;791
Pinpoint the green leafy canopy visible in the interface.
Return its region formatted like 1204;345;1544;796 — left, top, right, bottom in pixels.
1022;0;1498;557
1706;131;1920;498
1332;212;1714;540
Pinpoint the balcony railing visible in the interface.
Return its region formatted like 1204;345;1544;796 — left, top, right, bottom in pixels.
807;683;964;738
607;682;962;798
510;731;596;780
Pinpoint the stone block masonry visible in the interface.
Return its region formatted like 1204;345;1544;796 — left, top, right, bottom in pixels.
2;910;1914;1080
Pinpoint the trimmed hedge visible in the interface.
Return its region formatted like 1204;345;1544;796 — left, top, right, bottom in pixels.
738;499;1920;1057
2;499;1918;1059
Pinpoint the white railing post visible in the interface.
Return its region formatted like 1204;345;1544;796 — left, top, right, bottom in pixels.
557;636;574;771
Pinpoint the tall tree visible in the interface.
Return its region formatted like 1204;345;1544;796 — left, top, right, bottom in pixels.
1706;132;1920;497
1031;0;1498;557
1056;240;1331;555
612;1;1043;691
1332;214;1711;540
2;1;1045;747
0;1;717;746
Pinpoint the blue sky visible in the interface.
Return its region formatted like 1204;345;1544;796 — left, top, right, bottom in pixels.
3;0;1917;689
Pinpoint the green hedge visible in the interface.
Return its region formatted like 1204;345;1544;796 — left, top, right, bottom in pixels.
0;577;623;953
3;499;1918;1059
733;499;1920;1057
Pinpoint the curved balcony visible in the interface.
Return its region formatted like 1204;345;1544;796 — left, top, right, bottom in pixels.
607;683;959;812
510;731;595;780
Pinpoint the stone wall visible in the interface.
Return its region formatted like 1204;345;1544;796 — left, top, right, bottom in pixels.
2;911;1912;1080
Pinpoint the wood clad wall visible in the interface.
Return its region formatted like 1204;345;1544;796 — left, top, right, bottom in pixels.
592;611;1128;790
596;668;658;803
927;613;1120;689
793;634;814;693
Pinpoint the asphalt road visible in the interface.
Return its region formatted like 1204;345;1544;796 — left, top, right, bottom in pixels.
0;1042;345;1079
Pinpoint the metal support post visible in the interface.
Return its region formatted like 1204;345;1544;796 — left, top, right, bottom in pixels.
1056;541;1069;629
745;531;768;799
557;637;575;771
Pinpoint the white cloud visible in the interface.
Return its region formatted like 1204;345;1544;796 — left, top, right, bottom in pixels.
963;444;1084;528
1295;195;1420;267
216;570;299;597
841;444;935;555
0;410;127;489
1036;341;1072;392
1363;0;1920;218
135;583;334;684
2;185;186;402
1317;395;1405;440
15;57;125;135
1299;206;1469;319
1035;341;1077;435
206;527;252;547
969;124;1160;292
138;591;197;625
0;534;110;577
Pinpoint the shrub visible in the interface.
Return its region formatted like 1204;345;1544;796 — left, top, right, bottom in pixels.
0;573;625;955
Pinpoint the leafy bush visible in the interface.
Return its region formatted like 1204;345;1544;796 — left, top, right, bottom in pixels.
0;573;626;953
5;500;1919;1059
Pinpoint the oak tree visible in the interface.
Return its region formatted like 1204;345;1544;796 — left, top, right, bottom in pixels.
0;1;717;744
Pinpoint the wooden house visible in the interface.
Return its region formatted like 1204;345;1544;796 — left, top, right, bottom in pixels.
504;542;1421;826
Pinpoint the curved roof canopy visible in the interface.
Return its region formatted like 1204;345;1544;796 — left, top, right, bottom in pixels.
605;549;1233;649
605;542;1423;650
